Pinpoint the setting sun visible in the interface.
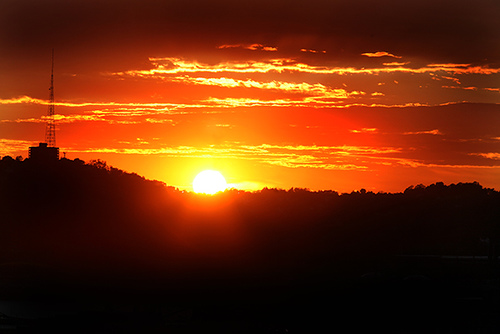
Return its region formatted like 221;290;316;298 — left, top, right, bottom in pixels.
192;170;227;194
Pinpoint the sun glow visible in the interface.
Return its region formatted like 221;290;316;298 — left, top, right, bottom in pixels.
192;170;227;194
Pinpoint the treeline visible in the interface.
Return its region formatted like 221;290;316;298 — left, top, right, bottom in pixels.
1;156;500;299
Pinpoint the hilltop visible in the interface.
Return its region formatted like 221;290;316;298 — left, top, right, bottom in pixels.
1;156;500;332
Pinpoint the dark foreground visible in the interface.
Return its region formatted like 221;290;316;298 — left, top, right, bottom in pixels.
2;158;500;332
1;256;500;333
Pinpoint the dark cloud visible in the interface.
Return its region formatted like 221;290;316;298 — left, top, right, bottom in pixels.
1;0;498;68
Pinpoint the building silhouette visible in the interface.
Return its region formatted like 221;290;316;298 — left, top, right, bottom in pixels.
29;142;59;162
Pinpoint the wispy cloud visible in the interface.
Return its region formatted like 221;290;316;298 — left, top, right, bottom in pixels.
74;140;497;172
101;58;500;109
403;129;443;135
217;43;278;51
442;86;478;91
362;51;402;58
0;96;47;105
472;153;500;160
0;139;36;156
0;114;102;124
202;97;430;109
441;76;461;84
169;76;363;100
442;86;500;93
0;96;201;111
67;142;402;171
300;48;326;54
350;128;378;134
383;62;409;66
116;58;500;78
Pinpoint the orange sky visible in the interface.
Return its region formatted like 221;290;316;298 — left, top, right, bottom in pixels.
1;0;499;192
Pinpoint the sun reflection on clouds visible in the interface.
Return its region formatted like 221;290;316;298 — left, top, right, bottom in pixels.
217;43;278;51
101;56;500;108
1;0;499;194
362;51;402;58
64;143;404;173
117;58;500;78
0;139;37;156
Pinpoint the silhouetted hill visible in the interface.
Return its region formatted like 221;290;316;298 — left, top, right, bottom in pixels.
1;156;500;332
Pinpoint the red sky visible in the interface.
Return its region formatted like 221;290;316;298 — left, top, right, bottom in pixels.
1;0;499;192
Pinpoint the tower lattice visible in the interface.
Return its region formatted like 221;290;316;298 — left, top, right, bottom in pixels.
44;49;56;147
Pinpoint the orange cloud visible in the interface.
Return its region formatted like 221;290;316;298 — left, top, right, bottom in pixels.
0;139;36;156
428;63;470;68
441;76;461;84
119;58;500;78
216;44;241;49
169;76;358;100
383;62;409;66
472;153;500;160
0;114;104;124
216;43;277;51
350;128;378;134
0;96;47;105
362;51;402;58
300;49;326;54
403;129;443;135
0;96;196;110
67;143;401;172
442;86;478;91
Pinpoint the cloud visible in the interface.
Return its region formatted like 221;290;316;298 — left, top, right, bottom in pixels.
442;86;478;91
441;86;500;93
2;0;498;73
67;142;401;171
362;52;402;58
472;153;500;160
0;96;47;105
217;43;278;51
441;76;461;84
0;139;36;156
70;140;500;171
169;76;361;100
0;104;188;125
350;128;378;134
216;44;242;49
0;96;195;110
202;97;302;108
104;57;500;108
383;62;410;66
300;49;326;54
403;129;443;135
0;114;102;124
118;58;500;79
145;118;176;125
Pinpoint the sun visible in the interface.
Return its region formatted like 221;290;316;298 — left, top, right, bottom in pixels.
192;170;227;194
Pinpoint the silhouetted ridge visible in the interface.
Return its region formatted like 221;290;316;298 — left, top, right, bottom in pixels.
1;156;499;303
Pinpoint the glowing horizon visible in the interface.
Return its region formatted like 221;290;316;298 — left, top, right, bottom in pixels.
1;0;499;193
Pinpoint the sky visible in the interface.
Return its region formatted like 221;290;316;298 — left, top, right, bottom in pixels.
0;0;499;193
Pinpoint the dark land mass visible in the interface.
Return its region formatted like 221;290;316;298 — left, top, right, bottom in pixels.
1;155;500;333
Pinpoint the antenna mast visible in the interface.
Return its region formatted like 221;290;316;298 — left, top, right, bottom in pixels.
44;49;56;147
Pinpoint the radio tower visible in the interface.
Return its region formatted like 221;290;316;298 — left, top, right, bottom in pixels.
45;48;56;147
28;49;59;162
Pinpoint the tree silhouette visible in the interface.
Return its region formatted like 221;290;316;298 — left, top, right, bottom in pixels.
1;156;500;307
